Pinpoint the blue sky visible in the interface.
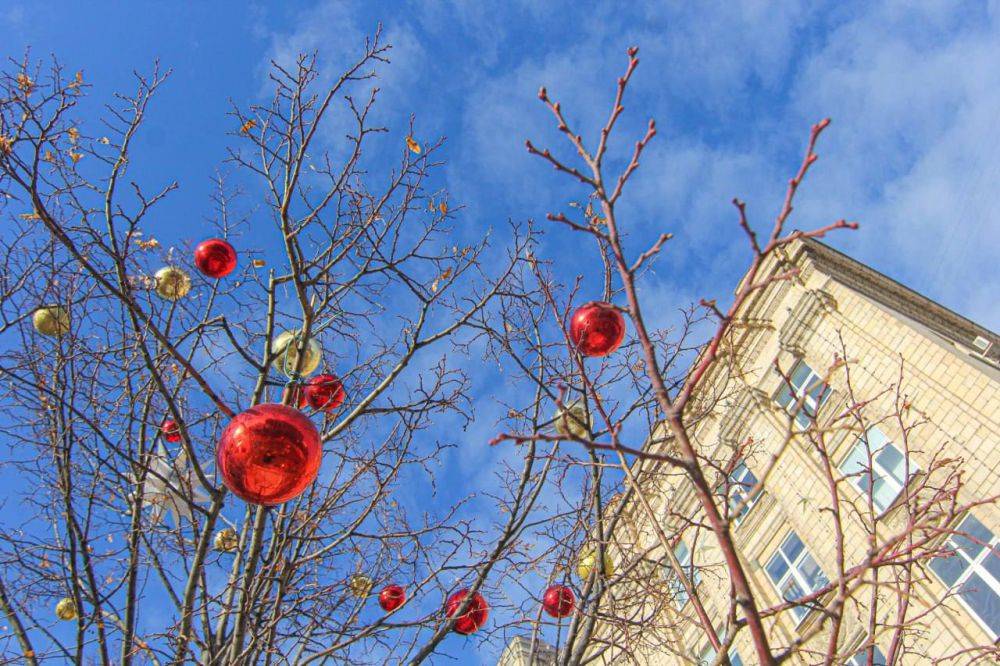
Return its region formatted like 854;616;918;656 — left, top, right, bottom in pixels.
3;1;999;663
3;1;997;332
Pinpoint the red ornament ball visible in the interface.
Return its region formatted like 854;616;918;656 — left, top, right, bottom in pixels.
445;589;489;635
569;301;625;357
216;403;322;506
541;585;575;618
379;584;407;612
161;418;181;443
194;238;237;279
298;374;346;412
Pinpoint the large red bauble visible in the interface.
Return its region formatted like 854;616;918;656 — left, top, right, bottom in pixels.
541;585;575;618
216;403;322;506
298;374;346;412
194;238;237;279
569;301;625;357
161;418;181;443
378;584;406;612
445;589;489;635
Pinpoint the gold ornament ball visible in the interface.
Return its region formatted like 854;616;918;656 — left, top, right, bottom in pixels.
576;547;614;581
273;330;322;377
213;528;239;552
554;400;592;439
32;305;70;337
55;597;78;621
154;266;191;300
348;573;374;598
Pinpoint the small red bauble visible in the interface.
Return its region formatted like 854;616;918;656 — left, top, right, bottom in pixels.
541;585;575;618
379;584;407;612
216;403;322;506
161;418;181;443
569;301;626;357
298;374;346;412
445;589;489;635
194;238;237;279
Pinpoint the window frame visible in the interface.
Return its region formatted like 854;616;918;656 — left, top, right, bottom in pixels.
773;359;830;429
839;426;917;514
665;540;700;611
845;645;887;666
764;531;829;623
696;644;743;666
929;513;1000;640
727;460;762;525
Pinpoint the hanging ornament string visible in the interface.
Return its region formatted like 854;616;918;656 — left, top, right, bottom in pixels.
281;328;307;406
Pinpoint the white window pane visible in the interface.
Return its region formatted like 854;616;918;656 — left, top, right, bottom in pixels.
986;549;1000;584
955;515;991;559
876;443;906;487
847;646;887;666
781;577;805;603
775;386;795;409
728;651;744;666
958;572;1000;637
670;582;689;609
930;513;1000;638
675;541;690;565
871;475;893;513
766;553;788;584
806;381;828;408
863;426;889;450
781;533;804;562
930;551;965;587
842;429;911;512
798;554;828;591
842;444;868;477
790;361;812;388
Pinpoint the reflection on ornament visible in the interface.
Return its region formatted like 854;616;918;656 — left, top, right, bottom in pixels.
299;373;346;412
216;403;321;506
213;527;239;552
445;589;489;635
272;330;322;378
576;546;614;581
161;418;181;443
379;584;406;612
33;305;70;337
55;597;78;621
348;573;374;598
154;266;191;300
136;444;212;526
194;238;237;278
542;584;575;618
569;301;625;357
553;400;592;439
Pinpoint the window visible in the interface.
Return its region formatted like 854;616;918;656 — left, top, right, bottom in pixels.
765;531;829;622
665;540;700;610
696;644;743;666
840;427;915;513
929;513;1000;639
774;359;829;428
727;461;761;524
845;646;886;665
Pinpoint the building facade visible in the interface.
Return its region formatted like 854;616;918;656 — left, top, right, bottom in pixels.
499;635;558;666
594;239;999;664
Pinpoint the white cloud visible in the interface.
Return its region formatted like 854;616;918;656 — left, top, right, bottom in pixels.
789;1;1000;327
442;0;1000;327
